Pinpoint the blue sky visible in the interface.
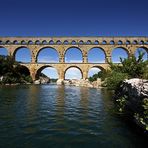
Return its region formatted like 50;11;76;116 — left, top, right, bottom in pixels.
0;0;148;79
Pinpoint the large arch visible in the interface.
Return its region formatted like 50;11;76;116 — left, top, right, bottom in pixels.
14;47;31;63
111;47;129;63
135;47;148;61
64;47;83;63
64;66;83;80
0;46;8;56
35;66;59;82
88;47;106;63
37;47;59;63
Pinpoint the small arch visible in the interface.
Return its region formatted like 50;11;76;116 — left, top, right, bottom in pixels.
28;40;33;45
0;41;3;44
14;47;31;63
79;40;84;44
110;40;115;45
21;40;26;45
56;40;62;45
139;40;144;45
118;40;123;45
42;40;48;45
63;40;69;45
102;40;107;44
35;40;41;45
88;47;106;63
37;47;59;63
64;47;83;63
13;40;19;45
64;66;83;80
35;66;59;82
71;40;76;45
111;47;129;63
126;40;130;45
49;40;54;45
132;40;138;45
0;47;8;56
6;40;11;45
94;40;99;45
86;40;92;44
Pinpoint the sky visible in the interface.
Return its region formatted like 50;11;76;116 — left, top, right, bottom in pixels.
0;0;148;79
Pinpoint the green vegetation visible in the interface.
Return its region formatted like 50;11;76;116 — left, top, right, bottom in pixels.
0;55;33;84
89;51;148;89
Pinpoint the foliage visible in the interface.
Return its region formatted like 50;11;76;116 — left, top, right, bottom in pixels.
0;55;33;84
89;51;148;89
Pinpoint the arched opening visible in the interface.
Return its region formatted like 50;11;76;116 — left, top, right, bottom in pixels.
37;47;59;63
18;65;30;77
110;40;115;45
65;67;82;80
64;47;83;63
88;67;104;81
36;66;59;83
135;47;148;61
126;40;130;45
102;40;107;44
63;40;69;45
0;47;8;56
94;40;99;45
88;47;106;63
14;47;31;63
118;40;123;45
111;47;128;63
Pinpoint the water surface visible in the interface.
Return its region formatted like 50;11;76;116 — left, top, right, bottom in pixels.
0;85;147;148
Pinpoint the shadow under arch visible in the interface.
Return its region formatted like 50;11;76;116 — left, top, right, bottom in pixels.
36;47;59;63
87;47;106;63
13;46;31;63
111;47;129;63
35;65;59;80
64;46;83;63
64;66;83;80
18;65;31;76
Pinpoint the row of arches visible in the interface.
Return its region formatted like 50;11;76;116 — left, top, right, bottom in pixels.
21;65;102;80
0;39;148;45
0;47;147;63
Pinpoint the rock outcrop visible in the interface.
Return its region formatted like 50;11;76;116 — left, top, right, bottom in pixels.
56;78;102;88
115;78;148;132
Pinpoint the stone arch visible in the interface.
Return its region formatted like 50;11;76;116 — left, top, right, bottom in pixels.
126;40;130;45
63;40;69;45
71;40;77;45
102;40;107;44
14;46;32;63
111;47;129;63
110;40;115;45
94;40;99;44
21;40;26;45
88;65;105;78
0;46;8;56
5;40;11;45
79;40;84;44
56;40;62;45
87;47;106;63
42;40;48;45
134;47;148;61
64;66;83;80
18;65;31;76
13;40;19;44
49;40;54;45
86;40;92;44
64;46;83;63
36;47;59;63
132;40;138;45
118;40;123;45
35;40;40;45
35;65;59;80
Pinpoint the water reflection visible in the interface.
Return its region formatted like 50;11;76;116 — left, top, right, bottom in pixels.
0;85;147;148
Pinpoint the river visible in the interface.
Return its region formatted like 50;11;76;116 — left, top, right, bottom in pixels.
0;84;147;148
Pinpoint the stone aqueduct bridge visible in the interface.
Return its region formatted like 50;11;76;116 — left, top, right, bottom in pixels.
0;37;148;81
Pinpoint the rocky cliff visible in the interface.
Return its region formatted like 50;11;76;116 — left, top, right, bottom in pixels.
115;78;148;132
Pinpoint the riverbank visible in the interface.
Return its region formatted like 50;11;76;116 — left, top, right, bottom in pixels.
114;78;148;133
